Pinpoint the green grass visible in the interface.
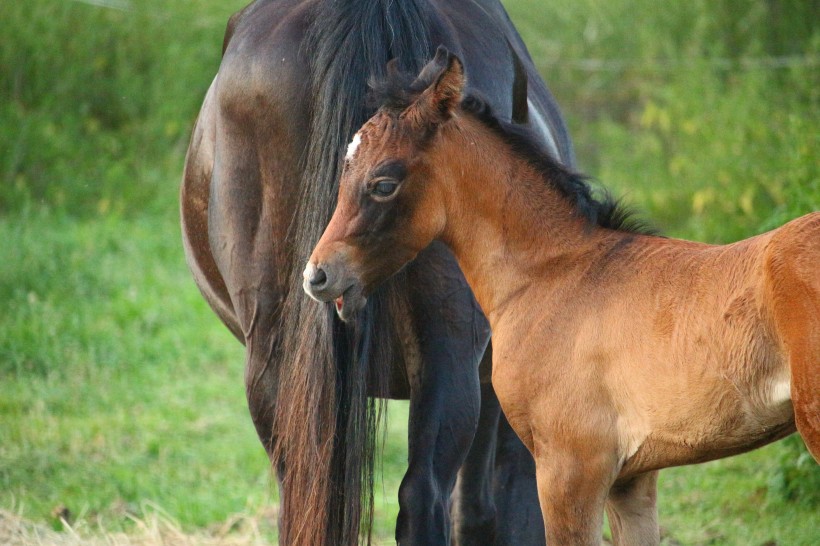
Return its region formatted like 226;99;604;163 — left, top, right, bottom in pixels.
0;0;247;216
658;442;819;545
0;211;270;531
0;210;409;541
1;0;818;544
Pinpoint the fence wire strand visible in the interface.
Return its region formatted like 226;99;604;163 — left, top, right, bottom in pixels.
543;55;820;72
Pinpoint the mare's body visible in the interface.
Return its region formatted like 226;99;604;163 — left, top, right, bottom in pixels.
305;50;820;545
181;2;573;544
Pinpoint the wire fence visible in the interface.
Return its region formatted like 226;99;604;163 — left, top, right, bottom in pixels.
64;0;819;76
70;0;131;11
543;55;820;72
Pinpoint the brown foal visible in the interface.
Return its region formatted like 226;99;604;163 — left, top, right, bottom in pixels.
304;48;820;545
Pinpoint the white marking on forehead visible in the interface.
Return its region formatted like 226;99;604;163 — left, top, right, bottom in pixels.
345;132;362;161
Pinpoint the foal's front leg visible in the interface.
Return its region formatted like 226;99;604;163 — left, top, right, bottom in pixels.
532;436;619;545
453;381;546;546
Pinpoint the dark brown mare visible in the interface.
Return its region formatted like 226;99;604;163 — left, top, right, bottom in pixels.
305;49;820;545
181;1;574;544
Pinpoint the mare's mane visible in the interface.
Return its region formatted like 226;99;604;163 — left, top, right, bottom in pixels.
369;69;656;235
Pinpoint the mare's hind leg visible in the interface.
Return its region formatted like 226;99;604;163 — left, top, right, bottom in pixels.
452;382;546;546
396;242;490;546
451;382;499;545
493;411;545;546
605;471;660;546
204;43;308;453
181;76;242;342
182;71;291;546
181;71;284;450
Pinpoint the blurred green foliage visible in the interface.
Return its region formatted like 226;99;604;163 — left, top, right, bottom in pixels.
0;0;818;543
0;0;241;215
508;0;819;242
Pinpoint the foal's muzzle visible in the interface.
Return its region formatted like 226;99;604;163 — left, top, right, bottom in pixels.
305;263;328;289
302;261;366;322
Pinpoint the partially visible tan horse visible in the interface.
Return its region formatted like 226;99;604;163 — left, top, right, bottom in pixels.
304;48;820;545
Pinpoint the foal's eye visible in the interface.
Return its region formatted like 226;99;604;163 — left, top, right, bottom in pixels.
370;179;399;199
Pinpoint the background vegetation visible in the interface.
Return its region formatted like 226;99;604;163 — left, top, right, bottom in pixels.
1;0;817;544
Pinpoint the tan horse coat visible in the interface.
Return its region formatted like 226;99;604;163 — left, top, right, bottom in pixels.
306;50;819;545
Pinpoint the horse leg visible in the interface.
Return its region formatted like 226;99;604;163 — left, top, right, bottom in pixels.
205;54;310;454
451;381;499;545
766;215;820;461
208;141;288;521
531;434;617;545
792;338;820;461
781;311;820;461
605;471;660;546
396;242;490;546
181;68;287;456
459;348;544;545
452;377;546;546
210;145;282;455
182;67;293;536
493;410;545;546
180;76;243;343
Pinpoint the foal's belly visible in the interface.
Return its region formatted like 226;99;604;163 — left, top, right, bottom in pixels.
619;389;796;476
623;420;797;477
604;295;796;475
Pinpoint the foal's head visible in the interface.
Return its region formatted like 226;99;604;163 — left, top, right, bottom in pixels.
303;47;465;320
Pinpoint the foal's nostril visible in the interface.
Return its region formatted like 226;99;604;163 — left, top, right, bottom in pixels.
310;267;328;287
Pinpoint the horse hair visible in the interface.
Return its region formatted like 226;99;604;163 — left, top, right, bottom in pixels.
369;69;657;236
271;2;434;545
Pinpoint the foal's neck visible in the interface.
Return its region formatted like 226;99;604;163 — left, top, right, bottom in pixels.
436;115;631;324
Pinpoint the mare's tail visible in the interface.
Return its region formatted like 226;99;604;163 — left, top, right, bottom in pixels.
271;2;433;544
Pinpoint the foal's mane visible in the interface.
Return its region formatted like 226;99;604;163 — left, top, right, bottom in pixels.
369;70;656;235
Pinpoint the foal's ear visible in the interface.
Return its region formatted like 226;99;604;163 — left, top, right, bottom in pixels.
407;46;465;127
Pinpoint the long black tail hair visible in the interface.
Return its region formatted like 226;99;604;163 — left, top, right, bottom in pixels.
271;1;432;544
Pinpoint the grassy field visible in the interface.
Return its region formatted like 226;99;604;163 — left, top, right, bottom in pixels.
1;0;818;544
